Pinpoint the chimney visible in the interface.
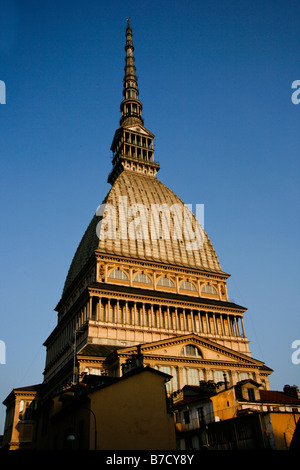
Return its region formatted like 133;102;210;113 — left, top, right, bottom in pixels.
283;385;300;399
121;345;144;376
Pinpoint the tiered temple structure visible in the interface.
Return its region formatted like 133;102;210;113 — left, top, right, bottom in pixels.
42;20;272;397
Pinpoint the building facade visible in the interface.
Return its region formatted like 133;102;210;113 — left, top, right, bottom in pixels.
33;366;176;451
171;381;300;450
3;21;275;450
2;385;40;450
42;20;272;399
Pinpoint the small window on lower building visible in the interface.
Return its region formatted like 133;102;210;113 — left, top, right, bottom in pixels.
185;436;193;450
248;388;255;401
197;407;205;425
183;410;190;424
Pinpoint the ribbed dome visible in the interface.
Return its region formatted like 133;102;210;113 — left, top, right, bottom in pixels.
63;171;223;294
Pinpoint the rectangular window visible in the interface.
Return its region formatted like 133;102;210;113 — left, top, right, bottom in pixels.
185;437;193;450
161;366;172;392
214;370;224;383
248;388;255;401
188;368;199;385
197;407;205;425
183;410;190;424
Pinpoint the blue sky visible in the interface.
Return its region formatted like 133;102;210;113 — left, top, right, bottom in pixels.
0;0;299;431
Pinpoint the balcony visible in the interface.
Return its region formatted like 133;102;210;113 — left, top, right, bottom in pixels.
175;418;206;433
124;139;153;149
175;405;238;433
112;153;160;168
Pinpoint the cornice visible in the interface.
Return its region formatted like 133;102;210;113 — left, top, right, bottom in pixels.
87;282;246;313
95;251;230;280
56;253;97;310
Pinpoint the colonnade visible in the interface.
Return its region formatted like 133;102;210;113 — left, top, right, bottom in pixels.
138;365;255;393
90;296;246;339
45;296;246;371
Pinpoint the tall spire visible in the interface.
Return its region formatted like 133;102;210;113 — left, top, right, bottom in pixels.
120;19;143;127
108;20;160;185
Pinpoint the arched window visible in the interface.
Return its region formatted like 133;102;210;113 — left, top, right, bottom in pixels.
180;280;197;291
134;273;152;284
182;345;202;357
201;284;218;295
108;269;128;281
157;276;175;288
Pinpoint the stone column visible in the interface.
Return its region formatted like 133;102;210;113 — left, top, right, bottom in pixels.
86;302;89;322
167;306;171;330
240;317;246;338
98;300;101;321
206;312;210;333
159;305;162;329
213;313;218;335
177;366;184;389
151;304;154;328
193;311;198;332
234;316;240;336
199;311;203;333
183;309;187;332
134;302;138;326
143;303;146;327
220;314;225;336
116;300;120;324
229;316;234;336
191;311;195;332
108;299;112;323
175;308;179;331
129;268;133;286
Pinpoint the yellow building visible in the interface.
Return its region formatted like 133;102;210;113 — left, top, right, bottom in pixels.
2;385;40;450
33;365;175;450
3;21;274;450
171;381;300;450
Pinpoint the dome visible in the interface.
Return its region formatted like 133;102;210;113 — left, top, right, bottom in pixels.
63;170;223;294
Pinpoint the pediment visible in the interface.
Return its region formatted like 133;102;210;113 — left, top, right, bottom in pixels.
117;334;265;367
125;124;154;137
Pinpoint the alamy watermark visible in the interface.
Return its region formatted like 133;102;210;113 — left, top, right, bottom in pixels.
0;80;6;104
95;197;205;251
291;80;300;104
291;340;300;365
0;340;6;364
